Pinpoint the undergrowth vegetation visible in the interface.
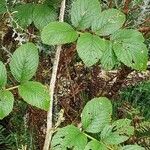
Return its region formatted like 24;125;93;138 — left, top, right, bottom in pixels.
0;0;150;150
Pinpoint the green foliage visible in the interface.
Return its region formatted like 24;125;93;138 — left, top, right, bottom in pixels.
0;125;15;149
45;0;62;8
114;82;150;149
13;3;57;29
112;119;134;136
41;22;78;45
0;0;6;14
77;33;106;66
111;29;148;71
137;121;150;134
100;125;129;145
51;125;87;150
0;42;50;119
10;100;37;150
11;101;37;149
33;4;57;30
0;100;37;149
81;97;112;133
102;133;129;145
71;0;101;30
101;41;117;70
41;0;148;71
0;90;14;120
51;97;143;150
18;81;50;111
0;61;7;89
84;140;107;150
122;145;145;150
120;81;150;119
13;3;34;28
0;0;149;148
10;43;39;83
92;8;126;36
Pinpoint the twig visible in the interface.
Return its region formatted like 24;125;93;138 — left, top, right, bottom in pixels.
43;0;66;150
83;133;114;150
123;0;132;14
6;85;19;91
1;46;12;57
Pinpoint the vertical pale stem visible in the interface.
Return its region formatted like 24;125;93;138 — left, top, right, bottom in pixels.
43;0;66;150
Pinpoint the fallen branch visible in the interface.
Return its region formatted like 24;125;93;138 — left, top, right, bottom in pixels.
43;0;66;150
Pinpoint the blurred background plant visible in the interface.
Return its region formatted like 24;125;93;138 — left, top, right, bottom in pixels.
113;81;150;149
0;100;37;150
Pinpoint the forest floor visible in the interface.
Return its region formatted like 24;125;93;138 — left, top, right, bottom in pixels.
0;0;150;149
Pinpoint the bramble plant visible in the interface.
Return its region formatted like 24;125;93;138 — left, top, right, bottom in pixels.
0;0;149;149
0;43;50;119
0;0;58;30
41;0;148;71
51;97;144;150
39;0;148;149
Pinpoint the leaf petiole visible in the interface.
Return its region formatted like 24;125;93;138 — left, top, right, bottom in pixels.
6;85;19;91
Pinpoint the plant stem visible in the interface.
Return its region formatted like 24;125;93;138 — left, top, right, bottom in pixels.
83;132;96;141
83;132;114;150
77;31;84;35
43;0;66;150
6;85;19;91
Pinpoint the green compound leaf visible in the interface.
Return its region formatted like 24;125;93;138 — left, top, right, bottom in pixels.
102;133;129;145
0;90;14;120
81;97;112;133
0;0;6;14
100;125;113;139
18;81;50;111
51;125;87;150
122;145;145;150
77;33;106;67
92;8;125;36
112;119;134;136
13;3;34;28
0;61;7;89
100;124;130;145
84;140;107;150
111;29;145;43
41;22;78;45
101;41;117;70
113;43;148;71
71;0;101;30
111;29;148;71
14;3;57;29
33;4;57;30
100;119;134;145
10;43;39;83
